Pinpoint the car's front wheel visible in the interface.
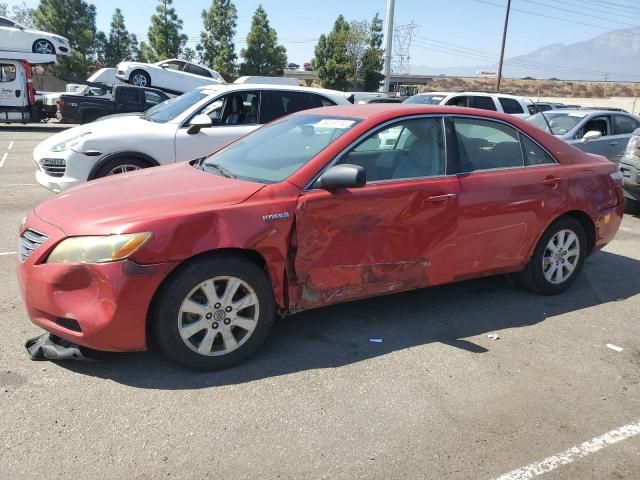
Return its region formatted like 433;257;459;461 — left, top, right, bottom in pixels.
518;216;587;295
151;255;276;371
92;157;150;179
32;39;55;55
129;70;151;87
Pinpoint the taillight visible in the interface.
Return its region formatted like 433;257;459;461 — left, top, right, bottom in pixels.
610;170;624;187
57;99;64;107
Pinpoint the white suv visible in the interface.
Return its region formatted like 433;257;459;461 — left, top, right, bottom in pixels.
33;84;352;192
404;91;532;118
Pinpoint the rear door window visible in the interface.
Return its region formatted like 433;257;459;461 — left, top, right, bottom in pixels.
499;97;524;114
446;96;469;107
186;63;212;78
262;91;317;124
520;135;556;166
452;117;524;172
612;115;640;135
470;96;498;111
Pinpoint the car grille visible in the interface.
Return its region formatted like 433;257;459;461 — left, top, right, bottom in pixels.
40;158;66;177
19;229;48;262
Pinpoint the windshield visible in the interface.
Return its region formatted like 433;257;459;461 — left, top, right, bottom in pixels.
404;95;445;105
527;112;587;135
201;114;361;183
143;90;210;123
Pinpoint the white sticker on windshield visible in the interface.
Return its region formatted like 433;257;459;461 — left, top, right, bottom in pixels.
314;119;356;129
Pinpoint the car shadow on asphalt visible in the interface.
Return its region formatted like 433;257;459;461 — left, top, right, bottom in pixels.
59;249;640;389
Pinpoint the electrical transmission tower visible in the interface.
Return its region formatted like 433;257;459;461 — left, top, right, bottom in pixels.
392;21;419;75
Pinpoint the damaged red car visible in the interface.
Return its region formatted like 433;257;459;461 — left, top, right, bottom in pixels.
17;104;624;370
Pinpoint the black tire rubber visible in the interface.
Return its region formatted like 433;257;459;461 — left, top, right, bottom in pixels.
624;197;640;215
150;254;276;371
518;216;587;295
129;69;151;87
80;111;101;124
32;39;55;54
93;157;150;179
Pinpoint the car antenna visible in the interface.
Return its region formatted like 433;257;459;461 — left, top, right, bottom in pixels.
529;97;553;134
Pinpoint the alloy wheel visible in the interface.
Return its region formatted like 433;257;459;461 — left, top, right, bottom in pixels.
132;74;148;87
35;40;53;54
542;229;580;284
107;164;141;175
177;276;260;356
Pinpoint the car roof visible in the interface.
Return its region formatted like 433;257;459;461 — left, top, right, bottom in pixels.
417;91;525;99
194;83;348;98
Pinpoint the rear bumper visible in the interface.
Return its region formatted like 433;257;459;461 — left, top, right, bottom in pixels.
593;203;624;253
16;214;178;352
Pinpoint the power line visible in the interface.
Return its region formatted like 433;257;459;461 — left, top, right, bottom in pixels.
582;0;640;14
558;0;640;20
521;0;640;29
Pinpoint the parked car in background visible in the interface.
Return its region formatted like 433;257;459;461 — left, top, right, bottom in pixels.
404;91;532;118
33;83;352;192
619;128;640;212
18;104;624;370
527;109;640;163
286;63;300;70
527;102;570;114
0;15;70;55
116;59;225;94
303;62;313;71
58;85;170;124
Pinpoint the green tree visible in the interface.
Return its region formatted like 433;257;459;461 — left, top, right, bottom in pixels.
34;0;98;79
239;5;287;76
104;8;138;65
198;0;237;79
0;1;35;28
146;0;187;61
138;41;156;63
312;15;351;91
362;13;385;91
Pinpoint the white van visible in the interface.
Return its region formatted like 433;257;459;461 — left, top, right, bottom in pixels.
1;53;56;123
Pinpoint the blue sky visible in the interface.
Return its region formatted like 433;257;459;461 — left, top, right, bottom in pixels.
6;0;638;69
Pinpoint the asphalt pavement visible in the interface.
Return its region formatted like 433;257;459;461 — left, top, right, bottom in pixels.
0;124;639;479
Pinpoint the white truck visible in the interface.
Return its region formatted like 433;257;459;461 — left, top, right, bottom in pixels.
0;52;56;123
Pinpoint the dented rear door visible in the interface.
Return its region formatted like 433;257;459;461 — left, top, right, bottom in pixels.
291;177;459;310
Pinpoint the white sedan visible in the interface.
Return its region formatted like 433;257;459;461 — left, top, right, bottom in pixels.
0;16;70;55
33;83;353;192
116;59;225;94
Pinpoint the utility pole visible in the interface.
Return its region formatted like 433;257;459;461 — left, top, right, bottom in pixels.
496;0;511;92
382;0;395;93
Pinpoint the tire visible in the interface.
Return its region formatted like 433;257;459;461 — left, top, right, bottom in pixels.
80;111;101;124
518;216;587;295
150;254;276;371
32;39;55;55
93;157;150;179
624;197;640;215
129;69;151;87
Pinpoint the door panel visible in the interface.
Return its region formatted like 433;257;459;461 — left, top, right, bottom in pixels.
292;178;459;310
456;165;568;276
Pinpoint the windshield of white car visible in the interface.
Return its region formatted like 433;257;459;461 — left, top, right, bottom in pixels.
143;90;209;123
404;95;445;105
201;114;361;183
527;112;587;135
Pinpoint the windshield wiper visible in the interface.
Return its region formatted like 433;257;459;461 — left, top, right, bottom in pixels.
202;162;236;179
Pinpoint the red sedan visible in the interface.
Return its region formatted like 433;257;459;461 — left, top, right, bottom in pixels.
17;105;624;370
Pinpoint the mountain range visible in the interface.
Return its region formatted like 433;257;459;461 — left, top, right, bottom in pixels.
412;26;640;81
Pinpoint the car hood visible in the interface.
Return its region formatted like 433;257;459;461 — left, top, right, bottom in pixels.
34;162;265;236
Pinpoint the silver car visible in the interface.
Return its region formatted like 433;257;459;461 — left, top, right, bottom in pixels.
526;109;640;163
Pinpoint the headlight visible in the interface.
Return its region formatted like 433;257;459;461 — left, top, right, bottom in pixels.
46;233;152;264
51;132;92;152
625;135;639;159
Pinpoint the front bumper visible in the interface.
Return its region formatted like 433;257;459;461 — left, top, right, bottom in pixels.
17;214;177;352
33;143;101;193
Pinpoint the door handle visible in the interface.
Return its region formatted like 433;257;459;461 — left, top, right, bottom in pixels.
15;90;21;97
541;177;565;185
427;193;457;202
609;141;618;146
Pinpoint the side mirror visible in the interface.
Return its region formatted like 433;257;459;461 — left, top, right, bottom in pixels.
582;130;603;143
187;114;213;135
160;63;170;69
315;164;366;190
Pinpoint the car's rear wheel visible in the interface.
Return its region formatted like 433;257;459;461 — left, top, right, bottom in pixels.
151;255;275;371
130;70;150;87
32;39;55;55
518;217;587;295
93;157;150;179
